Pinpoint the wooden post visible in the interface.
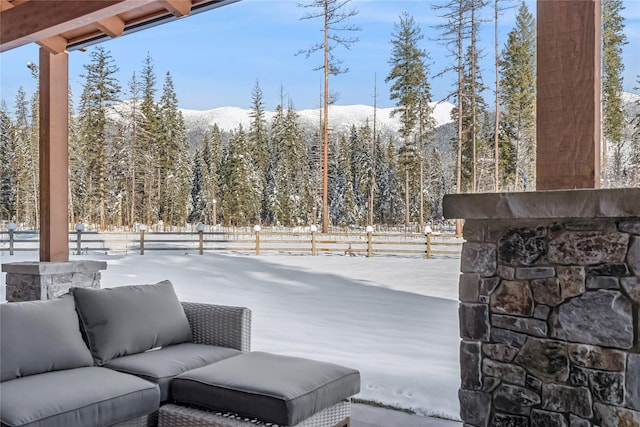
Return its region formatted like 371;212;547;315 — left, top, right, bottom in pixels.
39;47;69;262
426;232;432;260
198;229;204;255
536;0;601;189
140;228;145;255
367;230;373;258
311;230;317;256
255;228;260;256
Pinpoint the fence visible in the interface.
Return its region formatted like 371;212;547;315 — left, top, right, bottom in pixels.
0;228;462;259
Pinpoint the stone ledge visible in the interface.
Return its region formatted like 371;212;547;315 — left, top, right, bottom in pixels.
1;260;107;274
443;188;640;220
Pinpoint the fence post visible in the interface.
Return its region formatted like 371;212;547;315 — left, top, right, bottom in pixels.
139;224;147;255
424;225;432;260
7;222;16;256
254;225;261;256
75;223;84;255
366;225;374;258
310;225;317;256
197;223;204;255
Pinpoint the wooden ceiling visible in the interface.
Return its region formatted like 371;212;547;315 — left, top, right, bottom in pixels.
0;0;239;54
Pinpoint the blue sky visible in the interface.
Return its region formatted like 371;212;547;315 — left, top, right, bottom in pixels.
1;0;639;112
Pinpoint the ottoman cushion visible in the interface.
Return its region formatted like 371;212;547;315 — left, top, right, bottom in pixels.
171;351;360;426
104;343;241;401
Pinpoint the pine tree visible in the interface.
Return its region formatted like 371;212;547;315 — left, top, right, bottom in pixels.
139;53;161;225
13;87;39;227
77;46;121;228
298;0;360;232
157;71;190;227
433;0;471;215
221;126;261;226
0;102;16;221
630;75;640;185
500;1;536;191
386;12;432;227
248;80;270;222
602;0;627;185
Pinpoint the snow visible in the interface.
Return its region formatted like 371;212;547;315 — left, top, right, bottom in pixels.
0;251;462;421
180;102;455;134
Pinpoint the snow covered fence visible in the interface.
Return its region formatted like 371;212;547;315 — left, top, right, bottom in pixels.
0;229;463;259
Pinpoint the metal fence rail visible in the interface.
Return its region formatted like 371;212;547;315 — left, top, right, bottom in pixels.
0;229;462;259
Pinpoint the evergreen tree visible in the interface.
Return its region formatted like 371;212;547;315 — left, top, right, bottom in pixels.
139;53;161;224
298;0;360;232
269;103;313;226
248;80;270;222
452;44;488;193
0;102;16;220
386;12;432;227
630;75;640;185
433;0;471;217
77;46;121;228
124;71;144;227
13;87;39;227
158;71;190;226
602;0;627;185
221;126;261;226
500;1;536;191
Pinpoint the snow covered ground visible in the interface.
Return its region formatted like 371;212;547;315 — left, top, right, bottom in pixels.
0;251;462;421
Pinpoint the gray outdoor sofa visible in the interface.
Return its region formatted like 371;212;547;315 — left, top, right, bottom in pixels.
0;280;360;427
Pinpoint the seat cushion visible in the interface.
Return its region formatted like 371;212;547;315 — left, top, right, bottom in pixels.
172;351;360;426
71;280;192;364
104;343;242;401
0;367;160;427
0;295;93;382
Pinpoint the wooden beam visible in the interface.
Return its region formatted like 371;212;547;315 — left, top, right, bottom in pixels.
160;0;192;17
0;0;14;12
536;0;601;190
37;35;68;55
1;0;156;52
39;47;69;262
96;15;125;38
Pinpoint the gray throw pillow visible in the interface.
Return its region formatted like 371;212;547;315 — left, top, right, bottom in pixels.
1;294;94;382
71;280;192;365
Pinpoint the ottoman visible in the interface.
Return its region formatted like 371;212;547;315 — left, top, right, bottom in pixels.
162;351;360;427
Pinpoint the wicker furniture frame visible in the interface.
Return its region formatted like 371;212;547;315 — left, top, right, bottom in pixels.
111;302;252;427
110;302;351;427
158;401;351;427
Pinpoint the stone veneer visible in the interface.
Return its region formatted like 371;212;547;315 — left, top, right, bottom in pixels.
443;188;640;427
2;260;107;302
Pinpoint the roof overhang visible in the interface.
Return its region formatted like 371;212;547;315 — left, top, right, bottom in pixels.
0;0;240;54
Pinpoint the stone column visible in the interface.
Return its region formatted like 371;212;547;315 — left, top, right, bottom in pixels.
444;188;640;427
2;261;107;302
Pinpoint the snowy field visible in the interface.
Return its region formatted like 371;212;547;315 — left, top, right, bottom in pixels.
0;250;462;421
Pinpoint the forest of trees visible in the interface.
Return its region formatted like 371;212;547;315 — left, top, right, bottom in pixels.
0;1;638;230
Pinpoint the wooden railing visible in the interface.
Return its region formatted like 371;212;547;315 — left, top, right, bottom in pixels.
0;229;462;259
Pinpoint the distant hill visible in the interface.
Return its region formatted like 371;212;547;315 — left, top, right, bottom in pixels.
180;102;456;142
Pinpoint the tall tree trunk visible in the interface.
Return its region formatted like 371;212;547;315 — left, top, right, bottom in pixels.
455;0;464;236
494;0;500;191
321;0;330;233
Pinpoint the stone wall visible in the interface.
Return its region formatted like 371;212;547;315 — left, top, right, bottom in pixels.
444;189;640;427
2;261;107;302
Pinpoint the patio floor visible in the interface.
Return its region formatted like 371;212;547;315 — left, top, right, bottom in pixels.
352;404;461;427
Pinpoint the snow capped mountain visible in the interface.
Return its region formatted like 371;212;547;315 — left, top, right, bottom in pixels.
180;102;455;134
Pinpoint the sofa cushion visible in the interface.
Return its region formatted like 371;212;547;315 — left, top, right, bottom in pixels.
71;280;192;364
0;366;160;427
104;343;241;401
171;351;361;426
0;295;94;382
